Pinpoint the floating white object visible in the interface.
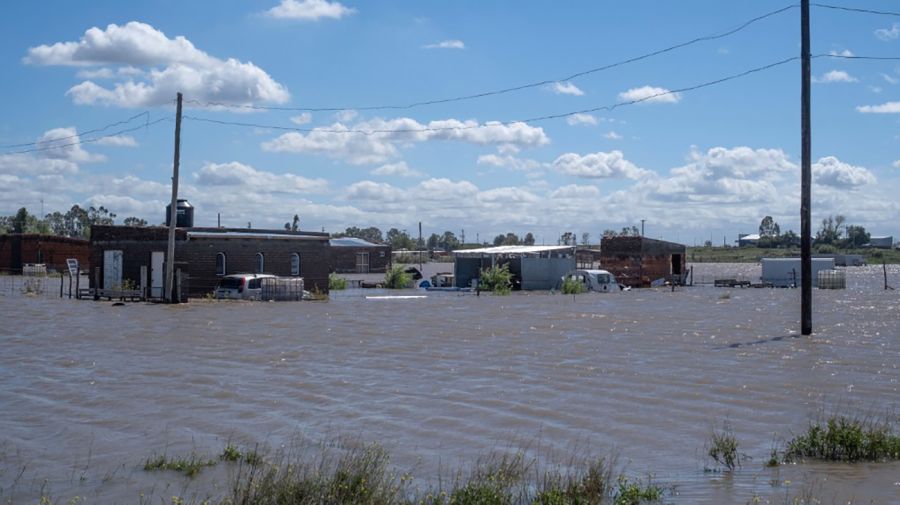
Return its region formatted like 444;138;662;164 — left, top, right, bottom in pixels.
365;295;427;300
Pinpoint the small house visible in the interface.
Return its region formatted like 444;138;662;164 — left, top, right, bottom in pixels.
0;233;90;274
329;237;391;273
600;236;687;288
452;245;575;290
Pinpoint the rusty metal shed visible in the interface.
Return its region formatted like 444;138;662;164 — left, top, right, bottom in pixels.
452;245;575;290
599;236;686;288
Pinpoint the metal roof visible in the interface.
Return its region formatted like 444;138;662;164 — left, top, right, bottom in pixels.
452;245;574;256
186;231;326;240
329;237;386;247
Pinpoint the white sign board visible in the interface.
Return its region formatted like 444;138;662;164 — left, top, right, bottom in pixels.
66;258;79;277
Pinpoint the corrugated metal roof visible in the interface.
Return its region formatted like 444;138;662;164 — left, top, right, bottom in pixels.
452;245;574;255
329;237;385;247
187;231;325;240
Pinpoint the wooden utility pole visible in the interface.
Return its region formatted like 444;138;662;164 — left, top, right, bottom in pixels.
165;92;183;303
801;0;812;335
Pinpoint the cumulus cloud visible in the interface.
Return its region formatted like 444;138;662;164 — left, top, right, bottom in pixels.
36;127;105;163
856;101;900;113
334;109;358;122
477;152;542;172
875;23;900;41
424;40;465;49
194;161;328;193
552;151;649;180
604;131;623;140
829;49;854;57
566;113;597;126
476;187;539;205
371;161;423;178
813;156;876;188
549;184;600;199
346;180;405;202
893;160;900;169
551;81;584;96
414;178;478;200
265;0;355;20
618;86;680;104
26;21;289;107
95;135;138;147
262;117;549;165
813;70;858;83
290;113;312;125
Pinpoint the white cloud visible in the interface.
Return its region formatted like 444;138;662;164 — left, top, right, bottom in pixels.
566;113;597;126
552;151;649;180
604;131;623;140
194;161;328;193
334;109;358;122
874;23;900;41
813;70;858;83
346;180;405;202
36;127;105;163
95;135;138;147
476;187;539;205
26;22;289;107
262;117;549;165
290;113;312;125
414;178;478;200
0;153;79;176
477;153;542;172
424;40;465;50
882;73;899;85
549;184;600;199
856;101;900;113
551;81;584;96
266;0;355;20
893;160;900;169
76;68;114;79
618;86;680;104
829;49;854;57
813;156;876;188
371;161;423;178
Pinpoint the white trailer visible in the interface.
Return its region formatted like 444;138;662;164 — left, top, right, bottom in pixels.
760;258;835;287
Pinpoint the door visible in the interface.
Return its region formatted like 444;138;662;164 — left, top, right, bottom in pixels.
355;252;369;273
150;251;164;298
103;250;123;290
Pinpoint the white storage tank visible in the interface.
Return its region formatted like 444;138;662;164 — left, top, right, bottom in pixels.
760;257;835;287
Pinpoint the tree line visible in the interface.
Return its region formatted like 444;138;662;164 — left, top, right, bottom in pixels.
750;214;872;249
0;206;147;238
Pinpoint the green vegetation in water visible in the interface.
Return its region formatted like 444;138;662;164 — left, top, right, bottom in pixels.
479;264;512;295
706;422;745;472
560;277;586;295
687;245;900;264
784;415;900;462
328;273;348;290
384;265;412;289
143;453;217;478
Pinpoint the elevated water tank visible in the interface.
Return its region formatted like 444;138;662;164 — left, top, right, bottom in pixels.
165;199;194;227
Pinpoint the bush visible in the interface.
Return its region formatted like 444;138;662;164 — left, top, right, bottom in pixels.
329;273;348;290
560;276;586;295
706;422;745;471
785;415;900;462
479;264;512;295
384;265;412;289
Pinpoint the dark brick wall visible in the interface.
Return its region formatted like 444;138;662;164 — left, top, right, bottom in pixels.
89;226;330;297
331;245;391;273
600;236;686;288
0;234;90;273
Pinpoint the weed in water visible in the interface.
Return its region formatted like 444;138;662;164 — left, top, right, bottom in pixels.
328;273;348;290
220;445;242;462
560;276;586;295
706;421;745;472
613;476;663;505
784;414;900;462
143;453;216;478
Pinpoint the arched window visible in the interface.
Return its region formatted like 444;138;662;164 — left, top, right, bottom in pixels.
256;252;265;273
290;253;301;276
216;252;226;276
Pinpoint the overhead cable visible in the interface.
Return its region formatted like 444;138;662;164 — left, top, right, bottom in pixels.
811;3;900;17
7;117;169;156
0;111;151;150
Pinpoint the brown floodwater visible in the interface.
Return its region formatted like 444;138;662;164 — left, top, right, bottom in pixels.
1;263;898;504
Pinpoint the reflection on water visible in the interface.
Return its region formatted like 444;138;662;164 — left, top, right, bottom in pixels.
1;263;898;503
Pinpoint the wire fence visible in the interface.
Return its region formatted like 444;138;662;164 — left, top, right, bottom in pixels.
0;269;87;299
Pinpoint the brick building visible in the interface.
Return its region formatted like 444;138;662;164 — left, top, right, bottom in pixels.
599;236;686;288
0;234;90;273
329;237;391;273
89;226;331;299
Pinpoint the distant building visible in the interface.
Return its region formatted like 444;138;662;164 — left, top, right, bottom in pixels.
329;237;391;273
452;245;575;290
600;236;686;288
90;225;331;299
736;233;761;247
866;236;893;249
0;234;90;274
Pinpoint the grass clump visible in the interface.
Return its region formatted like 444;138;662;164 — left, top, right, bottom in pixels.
143;453;216;478
705;422;745;472
329;273;348;290
560;277;586;295
384;265;412;289
784;415;900;462
479;264;513;295
613;476;663;505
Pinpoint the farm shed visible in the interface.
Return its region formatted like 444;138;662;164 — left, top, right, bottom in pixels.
599;236;687;288
760;257;835;288
452;245;575;290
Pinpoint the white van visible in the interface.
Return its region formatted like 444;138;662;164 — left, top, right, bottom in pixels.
215;273;276;300
561;269;621;292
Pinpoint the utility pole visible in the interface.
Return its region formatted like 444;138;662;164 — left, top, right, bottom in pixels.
165;92;183;303
641;219;645;237
801;0;812;335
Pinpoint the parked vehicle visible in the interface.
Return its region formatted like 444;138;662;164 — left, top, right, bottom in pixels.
560;269;621;292
215;273;276;300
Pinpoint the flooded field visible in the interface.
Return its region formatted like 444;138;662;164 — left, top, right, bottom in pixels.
1;263;898;504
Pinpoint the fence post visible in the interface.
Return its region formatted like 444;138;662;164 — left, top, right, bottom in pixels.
60;272;64;298
75;267;81;299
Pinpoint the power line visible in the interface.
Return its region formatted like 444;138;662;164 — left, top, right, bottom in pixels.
7;117;170;156
0;111;151;150
182;4;797;113
811;3;900;17
184;56;801;136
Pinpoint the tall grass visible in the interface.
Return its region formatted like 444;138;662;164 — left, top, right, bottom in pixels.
784;415;900;462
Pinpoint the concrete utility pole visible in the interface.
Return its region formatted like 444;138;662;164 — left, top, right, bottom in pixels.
801;0;812;335
165;92;183;303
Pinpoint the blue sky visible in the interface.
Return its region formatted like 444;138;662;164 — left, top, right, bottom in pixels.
1;0;898;245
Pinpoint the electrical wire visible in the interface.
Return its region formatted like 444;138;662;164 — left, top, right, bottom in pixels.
184;56;801;136
811;3;900;17
7;117;170;156
182;4;797;113
0;111;151;150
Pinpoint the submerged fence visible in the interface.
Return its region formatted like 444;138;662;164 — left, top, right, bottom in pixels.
0;268;87;299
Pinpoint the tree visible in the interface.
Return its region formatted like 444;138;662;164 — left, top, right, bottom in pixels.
778;230;799;248
503;232;519;246
386;228;415;250
758;216;780;238
815;214;845;245
581;232;591;246
522;232;535;246
291;214;299;231
338;226;383;244
493;234;506;246
123;217;147;227
559;231;576;246
426;233;440;251
12;207;29;233
843;225;870;248
438;231;459;252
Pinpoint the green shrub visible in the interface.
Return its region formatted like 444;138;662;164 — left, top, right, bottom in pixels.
384;265;412;289
560;276;586;295
706;422;744;471
785;415;900;462
328;273;348;290
479;264;512;295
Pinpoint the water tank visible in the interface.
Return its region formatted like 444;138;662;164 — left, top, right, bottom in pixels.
165;199;194;227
